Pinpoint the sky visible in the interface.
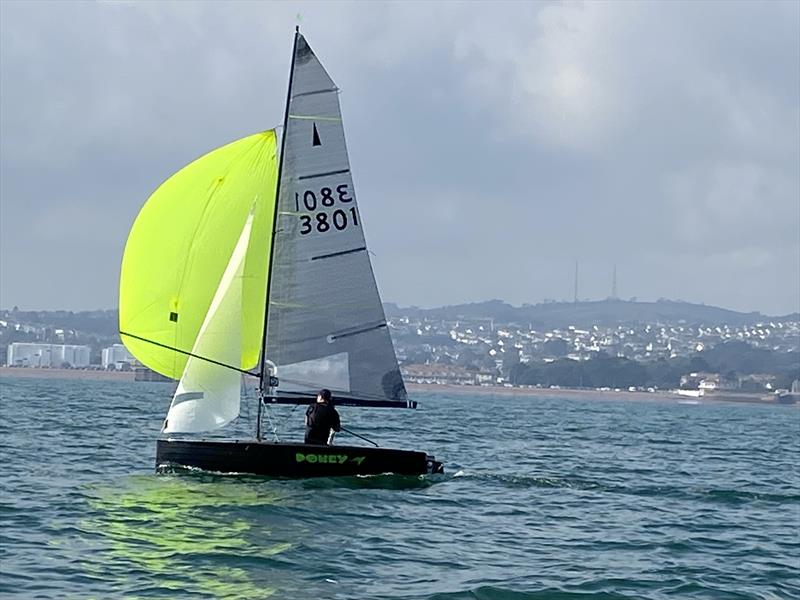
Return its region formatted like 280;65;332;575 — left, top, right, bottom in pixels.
1;1;798;315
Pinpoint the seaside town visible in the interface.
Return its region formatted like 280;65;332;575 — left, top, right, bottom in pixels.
1;302;798;402
392;309;799;402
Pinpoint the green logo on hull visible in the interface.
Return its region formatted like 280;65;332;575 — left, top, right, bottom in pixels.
295;453;366;465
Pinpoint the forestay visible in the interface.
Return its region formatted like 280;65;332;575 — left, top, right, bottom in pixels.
264;34;407;406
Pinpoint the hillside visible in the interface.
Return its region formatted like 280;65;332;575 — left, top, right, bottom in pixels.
2;300;797;343
383;299;797;328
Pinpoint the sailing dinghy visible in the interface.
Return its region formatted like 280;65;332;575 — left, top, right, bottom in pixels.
119;29;443;477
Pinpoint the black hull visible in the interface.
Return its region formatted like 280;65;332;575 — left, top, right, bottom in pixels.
156;439;443;477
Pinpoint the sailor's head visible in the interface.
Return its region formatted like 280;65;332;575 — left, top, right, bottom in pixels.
317;388;332;404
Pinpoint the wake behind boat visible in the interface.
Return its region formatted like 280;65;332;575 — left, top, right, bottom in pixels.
119;28;443;477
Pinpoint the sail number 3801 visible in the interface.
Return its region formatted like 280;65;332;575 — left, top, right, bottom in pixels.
296;184;359;235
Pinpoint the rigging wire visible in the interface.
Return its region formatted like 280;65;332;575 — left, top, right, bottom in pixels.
263;403;280;442
280;403;301;431
119;331;258;377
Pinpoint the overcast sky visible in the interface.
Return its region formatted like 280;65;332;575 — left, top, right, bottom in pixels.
1;1;798;315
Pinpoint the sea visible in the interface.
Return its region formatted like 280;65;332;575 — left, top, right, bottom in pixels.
1;377;798;600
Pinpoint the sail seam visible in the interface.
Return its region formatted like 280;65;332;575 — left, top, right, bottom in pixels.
298;168;350;181
311;246;366;261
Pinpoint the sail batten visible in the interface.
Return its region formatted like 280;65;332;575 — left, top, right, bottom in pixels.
310;247;366;261
292;88;338;99
298;169;350;181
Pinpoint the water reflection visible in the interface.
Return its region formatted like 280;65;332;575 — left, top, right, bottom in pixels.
81;475;293;599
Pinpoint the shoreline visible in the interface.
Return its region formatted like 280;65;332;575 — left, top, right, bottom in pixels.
407;383;791;406
0;366;136;382
0;367;791;406
407;382;672;402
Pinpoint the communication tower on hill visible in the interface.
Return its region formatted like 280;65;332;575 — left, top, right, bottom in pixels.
611;264;618;300
573;260;579;303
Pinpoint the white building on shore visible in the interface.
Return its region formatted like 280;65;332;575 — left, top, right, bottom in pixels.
101;344;135;370
6;343;91;368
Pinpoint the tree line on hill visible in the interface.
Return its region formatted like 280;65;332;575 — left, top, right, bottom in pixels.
508;341;798;391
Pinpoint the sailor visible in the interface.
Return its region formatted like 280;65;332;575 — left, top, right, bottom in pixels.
304;388;341;445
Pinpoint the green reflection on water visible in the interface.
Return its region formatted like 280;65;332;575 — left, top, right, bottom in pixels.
81;475;293;599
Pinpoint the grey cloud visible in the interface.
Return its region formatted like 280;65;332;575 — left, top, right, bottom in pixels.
1;1;797;314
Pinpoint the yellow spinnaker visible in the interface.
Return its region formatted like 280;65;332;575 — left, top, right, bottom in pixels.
119;131;278;379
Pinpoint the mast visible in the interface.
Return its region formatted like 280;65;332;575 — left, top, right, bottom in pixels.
256;28;299;439
258;27;300;393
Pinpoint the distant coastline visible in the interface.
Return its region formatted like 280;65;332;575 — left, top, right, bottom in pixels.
406;382;791;405
407;382;670;402
0;366;136;382
1;366;792;406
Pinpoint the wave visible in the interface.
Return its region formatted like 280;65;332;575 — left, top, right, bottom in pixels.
299;472;440;490
426;587;635;600
450;471;800;505
153;464;441;490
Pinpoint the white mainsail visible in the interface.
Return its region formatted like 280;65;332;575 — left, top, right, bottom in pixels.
163;213;255;433
264;33;407;405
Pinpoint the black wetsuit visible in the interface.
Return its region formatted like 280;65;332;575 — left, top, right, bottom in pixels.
304;402;341;445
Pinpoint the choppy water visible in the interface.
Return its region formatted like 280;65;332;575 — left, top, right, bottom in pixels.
1;377;798;599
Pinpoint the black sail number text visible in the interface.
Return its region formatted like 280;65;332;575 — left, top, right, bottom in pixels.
299;208;358;235
296;184;358;235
